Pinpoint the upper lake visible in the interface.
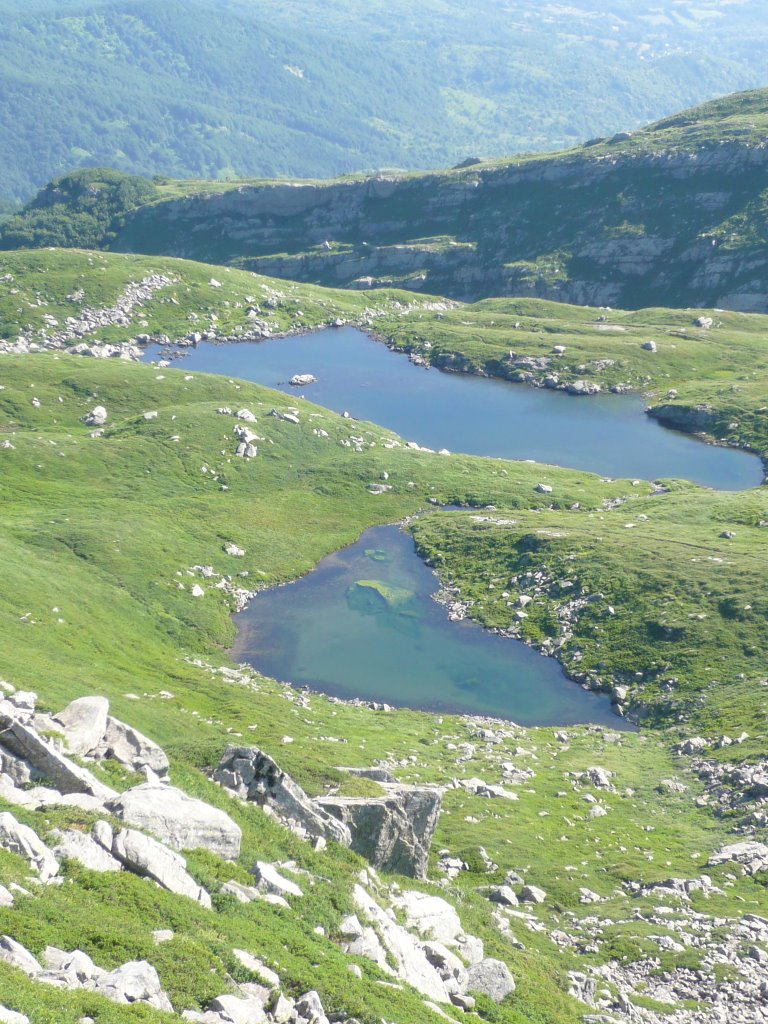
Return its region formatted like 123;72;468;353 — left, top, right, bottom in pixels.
144;326;763;490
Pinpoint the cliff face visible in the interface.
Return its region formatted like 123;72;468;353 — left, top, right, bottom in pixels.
113;138;768;310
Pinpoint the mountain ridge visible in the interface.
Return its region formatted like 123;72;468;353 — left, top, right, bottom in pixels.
5;87;768;311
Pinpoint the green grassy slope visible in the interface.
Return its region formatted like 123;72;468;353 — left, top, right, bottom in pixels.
0;353;766;1023
0;247;446;346
2;0;768;203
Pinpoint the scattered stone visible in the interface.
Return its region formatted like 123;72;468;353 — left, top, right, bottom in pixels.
708;841;768;876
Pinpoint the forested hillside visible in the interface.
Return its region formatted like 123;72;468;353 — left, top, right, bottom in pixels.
1;0;768;202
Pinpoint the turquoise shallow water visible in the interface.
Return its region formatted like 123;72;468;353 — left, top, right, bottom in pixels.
144;326;763;490
232;524;633;728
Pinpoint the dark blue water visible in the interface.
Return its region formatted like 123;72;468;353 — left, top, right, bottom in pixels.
232;525;630;727
143;327;763;490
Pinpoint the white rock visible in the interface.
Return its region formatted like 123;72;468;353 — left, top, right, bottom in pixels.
232;950;280;988
54;696;109;756
94;960;173;1011
0;812;58;880
109;828;211;907
393;891;463;945
465;958;515;1002
96;715;169;776
252;861;303;899
52;830;122;872
83;406;107;427
108;783;241;860
0;936;41;976
0;1007;29;1024
708;841;768;876
353;886;449;1002
207;994;266;1023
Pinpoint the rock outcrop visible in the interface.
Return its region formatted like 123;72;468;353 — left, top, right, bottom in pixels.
214;746;350;846
108;124;768;312
318;785;441;879
215;746;441;879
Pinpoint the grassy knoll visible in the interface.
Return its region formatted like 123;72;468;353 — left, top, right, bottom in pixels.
381;297;768;461
0;248;444;347
410;496;768;734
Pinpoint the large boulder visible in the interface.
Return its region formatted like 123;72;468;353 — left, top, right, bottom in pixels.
207;994;267;1023
318;785;442;880
51;829;122;873
53;696;109;756
0;936;41;977
107;783;241;860
465;958;516;1003
98;823;211;907
94;716;169;776
93;960;173;1011
214;746;350;846
0;714;115;801
391;890;464;945
0;812;58;880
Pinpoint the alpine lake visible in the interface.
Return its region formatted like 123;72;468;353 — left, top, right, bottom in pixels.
144;327;764;726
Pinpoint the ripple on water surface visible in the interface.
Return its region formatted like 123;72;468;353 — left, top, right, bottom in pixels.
143;327;764;490
232;525;634;728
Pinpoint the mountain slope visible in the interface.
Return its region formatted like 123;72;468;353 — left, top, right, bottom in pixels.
2;0;768;203
8;88;768;311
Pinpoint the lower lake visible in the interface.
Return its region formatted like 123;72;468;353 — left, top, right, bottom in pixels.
144;326;763;490
232;524;632;727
